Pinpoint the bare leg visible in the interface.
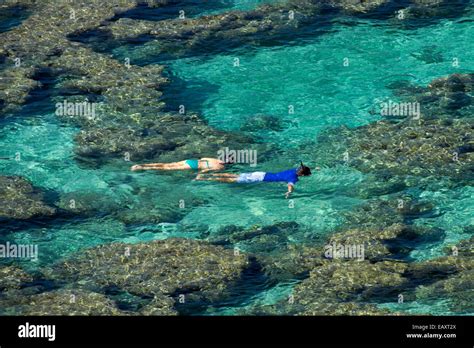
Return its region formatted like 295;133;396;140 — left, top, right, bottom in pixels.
131;161;190;171
140;163;166;167
200;173;237;177
131;164;166;171
196;176;238;183
195;173;238;182
195;173;236;179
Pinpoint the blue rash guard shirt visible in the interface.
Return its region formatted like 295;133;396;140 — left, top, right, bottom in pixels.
263;169;299;185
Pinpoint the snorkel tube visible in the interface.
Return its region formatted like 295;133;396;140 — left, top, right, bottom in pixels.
298;161;312;176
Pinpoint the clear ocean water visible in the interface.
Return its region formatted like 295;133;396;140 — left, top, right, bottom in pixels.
0;0;473;315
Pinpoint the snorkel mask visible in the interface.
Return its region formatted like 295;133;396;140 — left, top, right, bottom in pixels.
298;161;312;176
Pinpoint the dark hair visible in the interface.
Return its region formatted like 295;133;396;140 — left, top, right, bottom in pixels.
297;162;311;176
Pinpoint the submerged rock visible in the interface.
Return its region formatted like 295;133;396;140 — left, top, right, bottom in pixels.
0;66;40;115
252;225;472;315
240;114;286;133
104;0;445;58
50;45;168;119
248;242;473;315
73;111;264;164
341;197;436;230
0;0;272;166
428;73;474;94
0;288;128;316
334;0;392;14
328;195;445;261
415;270;474;314
243;259;406;316
56;190;121;217
410;236;474;314
352;174;408;199
257;243;327;280
0;176;56;220
105;3;321;51
410;45;444;64
0;0;139;114
99;0;464;60
138;293;177;316
209;221;300;252
426;73;473;111
45;238;250;306
389;73;473;118
208;222;330;281
295;301;395;316
310;117;474;184
293;260;408;303
308;73;473;186
406;255;474;281
327;223;443;261
241;300;394;316
0;265;33;291
55;171;204;226
447;236;474;258
113;184;205;225
402;0;469;20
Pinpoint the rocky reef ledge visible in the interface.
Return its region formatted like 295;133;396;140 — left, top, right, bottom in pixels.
0;0;269;166
0;227;471;315
0;175;56;220
306;73;474;186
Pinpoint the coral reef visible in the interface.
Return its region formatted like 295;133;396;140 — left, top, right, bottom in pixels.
237;259;406;316
0;0;264;165
243;239;473;316
208;222;300;252
0;0;138;114
292;260;408;303
0;66;40;114
0;265;33;291
102;0;453;56
392;73;473;118
414;271;473;313
0;288;129;316
305;73;473;187
137;293;177;316
98;0;465;59
257;243;327;280
408;240;474;314
0;1;472;317
326;223;441;261
45;238;250;306
310;117;473;184
240;300;393;316
0;175;56;220
402;0;469;20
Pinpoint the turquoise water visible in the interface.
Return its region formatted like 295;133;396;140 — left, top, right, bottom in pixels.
1;1;473;315
161;7;474;267
163;15;474;144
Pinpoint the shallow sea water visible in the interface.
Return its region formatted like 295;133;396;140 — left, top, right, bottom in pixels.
0;0;473;315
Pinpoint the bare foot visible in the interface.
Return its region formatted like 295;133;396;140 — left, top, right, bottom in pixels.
131;165;142;171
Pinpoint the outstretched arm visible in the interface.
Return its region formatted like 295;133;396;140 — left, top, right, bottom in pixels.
285;183;294;199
